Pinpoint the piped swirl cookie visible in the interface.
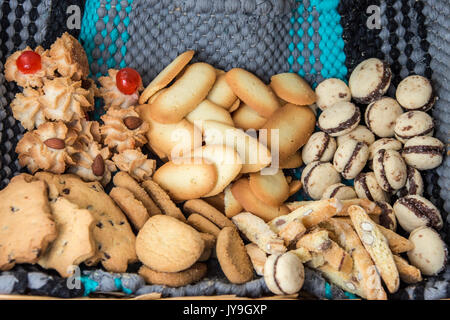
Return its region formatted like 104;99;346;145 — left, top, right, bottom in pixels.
99;68;143;110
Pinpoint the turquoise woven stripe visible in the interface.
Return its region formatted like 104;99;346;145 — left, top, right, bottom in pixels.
79;0;101;73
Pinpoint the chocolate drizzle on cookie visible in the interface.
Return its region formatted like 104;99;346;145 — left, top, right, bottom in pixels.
329;184;344;199
302;162;323;198
356;173;374;201
343;142;365;177
402;145;444;156
318;108;361;135
376;201;394;230
395;125;434;140
315;133;330;161
273;255;287;295
398;197;442;229
353;61;392;104
376;149;393;192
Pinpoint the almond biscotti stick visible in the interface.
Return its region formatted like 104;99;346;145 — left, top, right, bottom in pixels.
315;264;365;298
289;247;312;263
348;205;400;294
268;198;343;233
285;200;312;211
278;219;306;246
232;212;286;255
245;243;267;276
336;199;382;216
393;255;422;284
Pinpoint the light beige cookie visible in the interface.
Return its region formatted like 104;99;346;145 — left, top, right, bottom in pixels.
207;73;238;109
315;78;351;110
183;199;234;229
136;215;204;272
393;255;422;284
38;197;95;277
148;63;216;123
225;68;280;118
248;170;289;207
110;187;149;231
264;252;305;295
224;185;244;218
245;243;267;276
187;213;221;237
139;262;207;287
228;98;241;112
270;72;316;105
232;102;268;130
112;149;156;182
186;100;234;126
139;50;194;104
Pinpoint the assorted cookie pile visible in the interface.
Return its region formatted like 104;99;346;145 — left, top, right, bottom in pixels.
0;34;447;300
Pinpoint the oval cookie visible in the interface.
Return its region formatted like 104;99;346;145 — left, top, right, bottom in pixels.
249;170;289;207
270;72;316;105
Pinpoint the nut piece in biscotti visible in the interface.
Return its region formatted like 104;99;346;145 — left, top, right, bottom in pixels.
112;149;156;182
321;183;357;200
407;227;447;276
348;205;399;293
136;215;204;273
393;255;422;284
317;101;361;137
394;111;434;143
49;32;89;80
0;176;57;270
264;252;305;295
138;262;207;287
393;195;442;233
10;88;46;130
402;136;444;170
315;78;351;110
354;172;389;203
337;125;375;147
248;170;289;207
34;172;137;272
270;72;316;106
365;97;403;138
216;227;253;284
38;197;95;277
183;199;234;229
348;58;391;104
110;187;149;231
278;218;307;246
148;63;216;123
260;104;316;162
301;161;341;200
232;212;286;255
16;121;78;174
139;50;194;104
333;140;369;179
372;149;407;192
99;68;143;110
396;75;436;111
301;132;337;165
397;167;424;198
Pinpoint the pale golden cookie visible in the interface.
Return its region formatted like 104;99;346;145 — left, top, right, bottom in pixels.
207;73;238;109
270;73;316;105
249;170;289;207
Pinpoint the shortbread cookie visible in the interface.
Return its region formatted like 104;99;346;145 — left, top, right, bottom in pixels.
198;232;216;261
337;125;375;146
136;215;204;273
365;97;403;137
113;172;162;217
301;132;337;165
348;205;399;293
333;140;369;179
394;111;434;143
38;197;95;277
0;177;57;270
231;177;289;222
187;213;221;237
348;58;391;104
279;151;303;169
110;187;149;231
317;101;361;137
112;149;156;182
264;252;304;295
153;158;218;201
141;179;186;222
398;167;424;197
270;72;316;105
322;183;357;200
232;102;268;130
139;50;194;104
301;161;341;200
186;100;234;126
260;104;316;161
138;262;207;287
10;88;46;130
396;75;436;111
373;149;407;192
402;136;444;170
354;172;389;202
315;78;351;110
245;243;267;276
149;63;216;123
34;173;137;272
226;68;280;118
183;199;234;229
393;195;442;232
393;255;422;284
216;227;253;284
207;73;238;109
249;170;289;207
232;212;286;255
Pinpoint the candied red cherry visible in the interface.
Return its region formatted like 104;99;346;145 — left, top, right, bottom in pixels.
16;50;42;74
116;67;141;95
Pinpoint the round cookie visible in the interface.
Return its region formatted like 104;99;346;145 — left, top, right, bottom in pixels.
373;149;407;192
138;262;207;287
354;172;389;202
317;101;361;137
264;252;305;295
402;136;444;170
396;75;436;111
393;195;443;233
136;215;204;273
301;132;337;165
270;72;316;106
365;97;403;137
216;227;253;284
397;167;424;197
368;138;403;162
321;183;357;200
394;111;434;143
348;58;392;104
333;140;369;179
301;161;341;200
315;78;351;110
407;227;447;276
337;125;375;146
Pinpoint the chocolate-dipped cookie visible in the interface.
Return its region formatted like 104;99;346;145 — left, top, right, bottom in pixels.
315;78;351;110
368;138;403;169
354;172;389;202
402;136;444;170
365;97;403;138
337;125;375;146
394;111;434;143
373;149;407;192
373;201;397;231
322;183;357;200
301;132;337;165
301;161;341;200
333;140;369;179
348;58;391;104
397;167;424;197
396;75;436;112
317;101;360;137
393;195;443;233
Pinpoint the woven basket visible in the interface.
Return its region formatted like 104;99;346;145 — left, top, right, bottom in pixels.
0;0;448;300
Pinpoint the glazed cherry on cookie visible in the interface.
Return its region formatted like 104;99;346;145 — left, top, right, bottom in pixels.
116;67;142;95
16;50;41;74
